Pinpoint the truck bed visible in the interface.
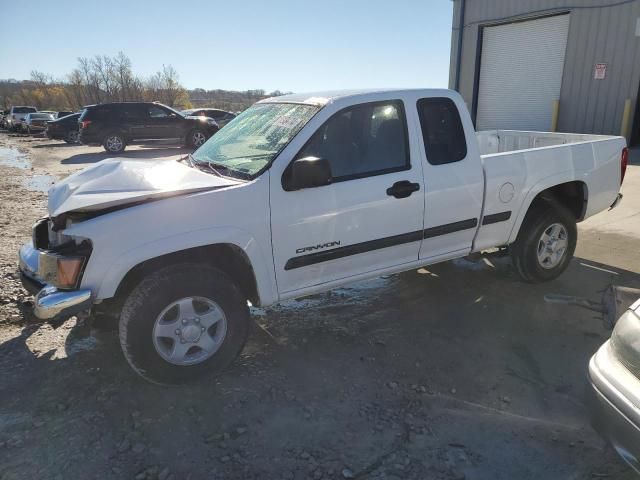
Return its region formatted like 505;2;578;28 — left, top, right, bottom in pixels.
472;129;626;252
477;130;616;156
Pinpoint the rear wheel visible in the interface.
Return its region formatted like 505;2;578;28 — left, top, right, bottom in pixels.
119;264;250;384
65;130;79;144
510;200;577;282
103;132;126;153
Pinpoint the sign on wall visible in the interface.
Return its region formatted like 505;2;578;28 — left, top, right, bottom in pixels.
594;63;607;80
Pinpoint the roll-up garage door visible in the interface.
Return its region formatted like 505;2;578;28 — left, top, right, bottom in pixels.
476;14;570;131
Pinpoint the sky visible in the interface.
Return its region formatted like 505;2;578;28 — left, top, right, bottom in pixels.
0;0;454;93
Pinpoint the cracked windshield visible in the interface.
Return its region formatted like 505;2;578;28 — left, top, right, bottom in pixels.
191;103;318;178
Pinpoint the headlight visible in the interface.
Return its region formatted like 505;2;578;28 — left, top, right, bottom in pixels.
610;308;640;377
39;253;87;289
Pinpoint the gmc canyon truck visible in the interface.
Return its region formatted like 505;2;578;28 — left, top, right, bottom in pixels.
18;89;628;384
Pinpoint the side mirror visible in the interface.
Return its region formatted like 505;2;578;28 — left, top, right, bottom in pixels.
283;156;332;191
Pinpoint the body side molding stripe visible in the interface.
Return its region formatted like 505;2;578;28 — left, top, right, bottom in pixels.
284;230;423;270
284;217;479;270
422;218;478;239
481;211;512;225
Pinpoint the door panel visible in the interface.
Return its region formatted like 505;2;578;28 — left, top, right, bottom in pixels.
121;105;148;139
272;171;424;293
270;99;425;294
146;105;177;138
416;96;484;259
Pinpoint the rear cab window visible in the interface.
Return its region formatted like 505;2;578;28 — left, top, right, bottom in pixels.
416;97;467;165
13;107;37;114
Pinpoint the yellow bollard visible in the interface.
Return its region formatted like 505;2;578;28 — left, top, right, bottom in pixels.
621;98;632;139
551;100;560;132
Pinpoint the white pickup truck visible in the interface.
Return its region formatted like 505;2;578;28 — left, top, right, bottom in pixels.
19;89;628;384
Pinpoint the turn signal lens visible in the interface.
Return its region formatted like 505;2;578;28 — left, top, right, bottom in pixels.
80;120;92;129
56;257;84;289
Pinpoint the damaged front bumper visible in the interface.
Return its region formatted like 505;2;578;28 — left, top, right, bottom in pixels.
18;242;92;322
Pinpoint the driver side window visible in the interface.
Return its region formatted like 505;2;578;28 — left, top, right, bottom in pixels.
297;100;410;181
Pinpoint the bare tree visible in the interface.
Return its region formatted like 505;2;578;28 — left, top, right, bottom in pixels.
145;65;187;107
30;70;52;87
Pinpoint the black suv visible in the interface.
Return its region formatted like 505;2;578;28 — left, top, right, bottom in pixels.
78;102;219;153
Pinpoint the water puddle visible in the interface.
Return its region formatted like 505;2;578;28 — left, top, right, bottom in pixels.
0;146;57;191
23;174;56;192
0;147;30;169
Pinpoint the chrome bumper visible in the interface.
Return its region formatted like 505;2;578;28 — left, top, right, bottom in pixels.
18;242;92;322
588;343;640;473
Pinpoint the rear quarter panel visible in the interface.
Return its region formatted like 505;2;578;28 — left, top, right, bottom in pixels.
472;136;625;251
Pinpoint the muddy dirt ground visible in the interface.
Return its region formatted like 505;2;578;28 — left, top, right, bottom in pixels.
0;132;639;480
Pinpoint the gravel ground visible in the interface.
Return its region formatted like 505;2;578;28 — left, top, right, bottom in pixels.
0;132;638;479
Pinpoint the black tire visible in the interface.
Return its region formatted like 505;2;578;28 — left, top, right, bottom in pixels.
65;130;79;144
102;132;127;153
510;200;577;283
119;263;250;385
186;129;208;149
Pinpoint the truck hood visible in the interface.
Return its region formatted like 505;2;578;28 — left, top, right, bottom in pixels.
48;158;239;217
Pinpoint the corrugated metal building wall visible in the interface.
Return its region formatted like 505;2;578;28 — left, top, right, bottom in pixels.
449;0;640;144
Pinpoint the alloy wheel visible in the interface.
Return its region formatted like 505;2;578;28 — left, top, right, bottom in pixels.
536;223;568;269
152;296;228;366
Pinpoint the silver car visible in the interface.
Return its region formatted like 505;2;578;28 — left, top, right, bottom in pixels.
589;298;640;473
5;106;37;132
21;112;55;134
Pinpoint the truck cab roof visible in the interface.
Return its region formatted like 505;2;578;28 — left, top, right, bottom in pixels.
259;88;457;106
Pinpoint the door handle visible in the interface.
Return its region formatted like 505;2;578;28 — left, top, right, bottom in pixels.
386;180;420;199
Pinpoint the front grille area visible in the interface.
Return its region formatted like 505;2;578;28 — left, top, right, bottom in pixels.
32;218;49;250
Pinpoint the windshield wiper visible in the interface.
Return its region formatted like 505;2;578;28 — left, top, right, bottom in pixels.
179;153;194;166
191;155;252;180
195;160;222;177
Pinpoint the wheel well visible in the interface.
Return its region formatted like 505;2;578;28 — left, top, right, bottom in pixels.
103;130;128;141
113;244;260;307
531;181;588;221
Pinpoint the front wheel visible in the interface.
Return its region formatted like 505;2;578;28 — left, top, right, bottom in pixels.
119;264;250;384
510;201;577;282
186;129;208;148
103;132;126;153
